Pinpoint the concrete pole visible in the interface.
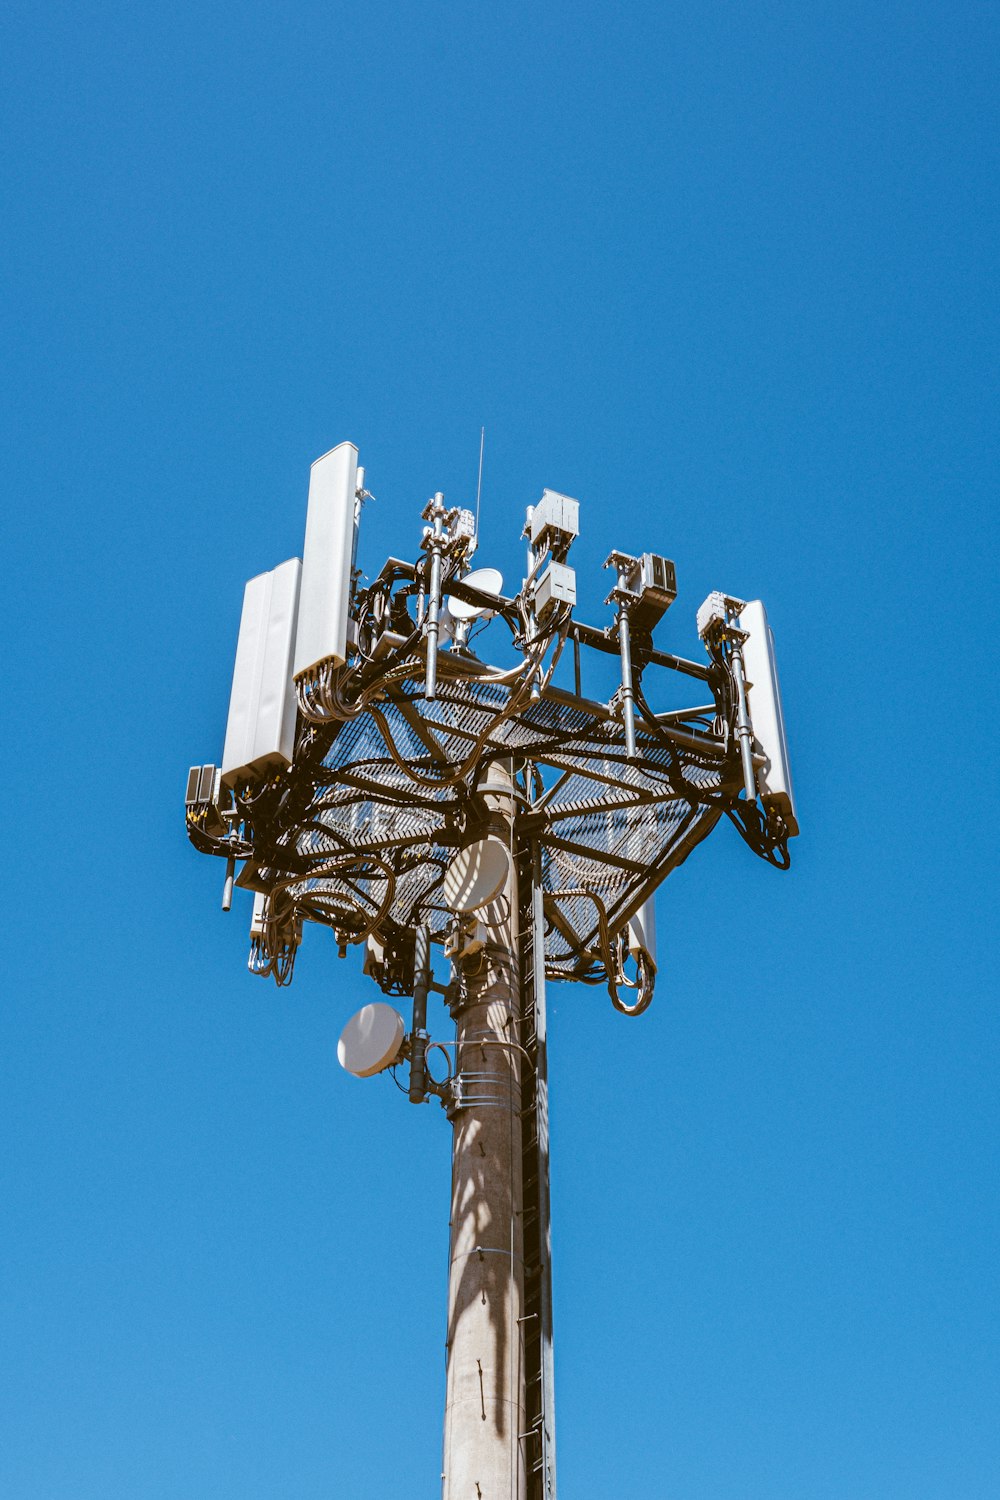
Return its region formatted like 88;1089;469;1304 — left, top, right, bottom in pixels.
442;767;526;1500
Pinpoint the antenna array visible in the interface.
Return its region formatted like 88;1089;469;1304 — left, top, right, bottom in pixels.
183;442;798;1498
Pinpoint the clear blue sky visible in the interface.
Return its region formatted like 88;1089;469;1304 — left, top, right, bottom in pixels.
2;2;997;1496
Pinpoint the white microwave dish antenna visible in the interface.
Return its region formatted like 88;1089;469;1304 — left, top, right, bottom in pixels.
442;836;511;912
447;567;504;621
338;1001;406;1077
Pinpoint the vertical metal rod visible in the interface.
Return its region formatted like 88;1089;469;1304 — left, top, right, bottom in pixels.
531;842;558;1498
617;606;638;760
729;645;759;803
524;507;541;701
409;923;431;1103
221;855;235;911
425;499;445;701
350;467;365;579
572;628;581;698
474;426;485;538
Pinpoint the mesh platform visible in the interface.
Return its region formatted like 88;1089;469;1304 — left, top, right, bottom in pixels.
249;670;735;978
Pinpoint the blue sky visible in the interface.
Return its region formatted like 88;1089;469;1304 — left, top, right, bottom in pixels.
1;2;997;1496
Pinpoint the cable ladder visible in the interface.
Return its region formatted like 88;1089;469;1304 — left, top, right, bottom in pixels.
518;843;556;1500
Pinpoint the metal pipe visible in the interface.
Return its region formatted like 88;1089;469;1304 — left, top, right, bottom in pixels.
654;704;717;723
425;498;445;701
617;605;638;760
524;507;541;700
524;506;536;580
540;683;735;760
572;620;712;680
409;923;431;1103
221;855;235;911
729;644;759;803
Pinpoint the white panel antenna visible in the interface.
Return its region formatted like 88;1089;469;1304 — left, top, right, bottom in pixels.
627;895;657;973
221;557;301;786
250;891;268;938
737;600;798;836
293;442;360;678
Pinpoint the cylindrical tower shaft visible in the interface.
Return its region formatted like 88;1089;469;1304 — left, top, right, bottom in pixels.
442;770;526;1500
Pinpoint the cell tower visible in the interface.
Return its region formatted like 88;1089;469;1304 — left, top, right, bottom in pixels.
184;441;798;1498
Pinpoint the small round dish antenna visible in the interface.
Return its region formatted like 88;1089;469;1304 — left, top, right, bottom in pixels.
447;567;504;622
442;836;511;912
337;1001;406;1078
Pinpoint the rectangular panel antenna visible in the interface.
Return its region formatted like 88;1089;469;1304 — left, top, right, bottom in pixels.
222;557;302;786
737;600;798;836
293;442;360;678
250;891;268;939
628;895;657;972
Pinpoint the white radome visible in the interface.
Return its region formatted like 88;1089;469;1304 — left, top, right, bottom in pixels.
447;567;504;621
441;837;511;913
337;1001;406;1078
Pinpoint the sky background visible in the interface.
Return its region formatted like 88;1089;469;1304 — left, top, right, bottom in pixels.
2;2;998;1496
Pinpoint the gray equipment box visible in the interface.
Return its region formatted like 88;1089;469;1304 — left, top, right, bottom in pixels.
530;489;580;558
534;561;577;620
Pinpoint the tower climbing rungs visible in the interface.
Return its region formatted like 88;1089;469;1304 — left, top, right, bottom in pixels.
518;844;557;1500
